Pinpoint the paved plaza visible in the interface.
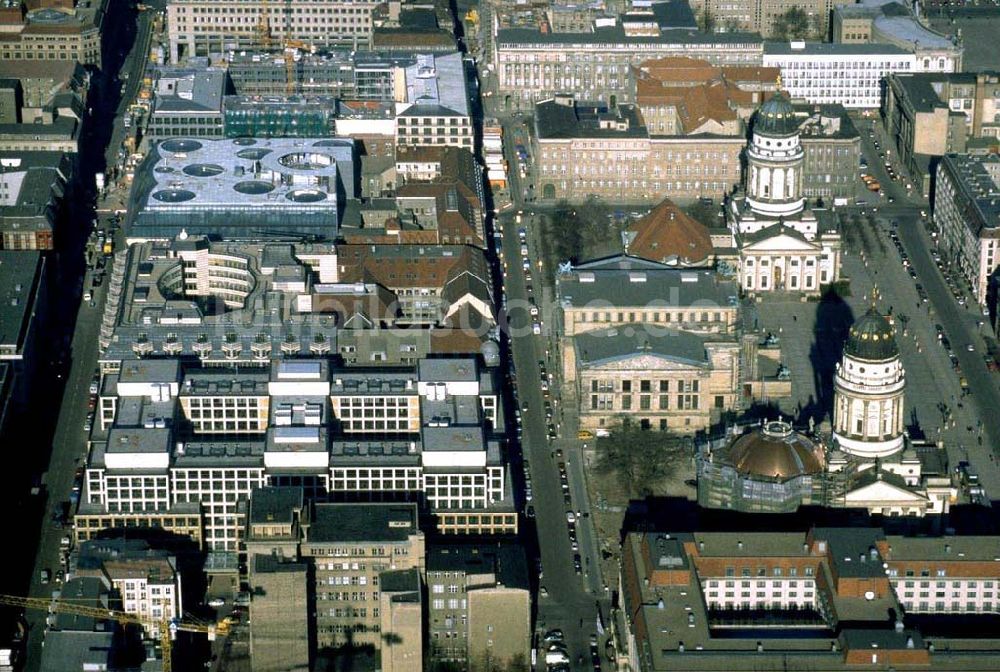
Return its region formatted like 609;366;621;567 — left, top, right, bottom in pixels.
753;220;989;479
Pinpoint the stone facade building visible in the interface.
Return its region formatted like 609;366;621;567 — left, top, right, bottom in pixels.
533;95;744;203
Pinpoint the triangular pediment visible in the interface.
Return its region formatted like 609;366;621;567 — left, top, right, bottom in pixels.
742;232;820;252
585;352;707;371
845;478;927;503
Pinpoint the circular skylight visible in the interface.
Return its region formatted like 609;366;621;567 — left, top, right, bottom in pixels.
182;163;225;177
234;181;276;195
232;138;258;146
237;148;273;160
154;166;176;174
152;189;196;203
277;152;334;170
285;189;328;203
160;139;203;153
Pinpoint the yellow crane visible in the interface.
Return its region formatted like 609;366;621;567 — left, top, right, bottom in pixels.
256;0;273;49
0;594;227;672
282;39;315;94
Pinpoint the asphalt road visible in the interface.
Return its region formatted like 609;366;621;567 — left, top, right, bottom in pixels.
21;4;155;669
489;108;609;669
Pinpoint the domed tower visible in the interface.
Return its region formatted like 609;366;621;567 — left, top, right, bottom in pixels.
832;301;906;459
745;92;805;219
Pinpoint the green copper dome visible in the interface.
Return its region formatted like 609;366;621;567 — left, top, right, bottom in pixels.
844;307;899;361
754;92;799;137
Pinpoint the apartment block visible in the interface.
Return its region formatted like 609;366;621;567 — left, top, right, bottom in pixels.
0;251;48;409
797;104;861;201
394;52;473;151
620;527;1000;671
74;539;182;638
883;72;1000;194
303;503;425;651
934;153;1000;308
426;544;530;669
167;0;380;62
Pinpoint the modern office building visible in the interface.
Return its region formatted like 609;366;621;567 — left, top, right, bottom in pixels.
533;95;745;203
125;137;356;241
223;96;338;138
494;24;764;107
620;527;1000;671
884;72;1000;195
832;0;962;72
224;50;356;98
426;544;531;669
166;0;380;62
934;153;1000;307
77;354;512;550
762;42;915;109
146;67;227;141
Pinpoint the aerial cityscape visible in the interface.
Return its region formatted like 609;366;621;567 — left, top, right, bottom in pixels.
0;0;999;669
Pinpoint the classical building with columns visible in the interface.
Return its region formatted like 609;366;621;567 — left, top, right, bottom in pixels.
832;304;906;459
727;92;842;296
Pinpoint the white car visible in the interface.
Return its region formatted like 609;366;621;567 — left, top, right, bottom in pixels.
532;323;541;335
208;598;226;608
566;511;577;523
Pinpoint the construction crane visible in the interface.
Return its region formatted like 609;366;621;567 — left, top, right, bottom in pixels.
282;39;315;94
256;0;273;49
0;594;227;672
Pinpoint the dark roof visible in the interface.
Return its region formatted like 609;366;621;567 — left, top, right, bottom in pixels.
307;502;418;543
535;99;647;140
844;307;898;361
575;325;710;368
249;486;303;525
754;91;798;137
726;421;824;480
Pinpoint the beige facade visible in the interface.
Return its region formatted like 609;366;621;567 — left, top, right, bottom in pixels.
688;0;848;37
302;504;425;651
167;0;378;62
468;589;532;671
378;571;424;672
250;556;311;672
536;131;744;203
574;338;741;432
494;29;764;107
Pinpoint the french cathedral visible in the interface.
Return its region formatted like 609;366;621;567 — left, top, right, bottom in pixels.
726;91;842;296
